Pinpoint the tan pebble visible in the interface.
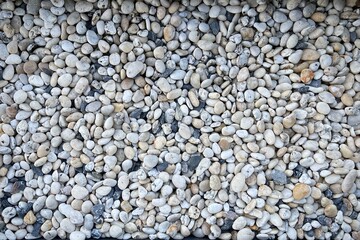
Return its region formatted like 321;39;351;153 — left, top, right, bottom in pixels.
192;118;204;128
300;69;314;84
293;62;310;73
311;187;322;199
340;144;353;158
324;204;337;218
113;103;124;112
341;93;353;106
121;201;133;213
0;167;8;176
293;183;311;200
214;101;226;115
283;114;296;128
163;25;175;42
24;211;36;224
301;49;320;61
311;12;326;22
209;175;221;191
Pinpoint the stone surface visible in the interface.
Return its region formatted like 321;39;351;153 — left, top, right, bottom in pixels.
0;1;359;240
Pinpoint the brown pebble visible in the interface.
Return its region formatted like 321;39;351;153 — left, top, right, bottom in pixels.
219;138;230;150
23;61;38;74
16;63;25;74
300;69;314;84
311;12;326;22
6;104;17;118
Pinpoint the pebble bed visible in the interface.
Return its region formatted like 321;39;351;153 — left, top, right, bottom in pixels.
0;0;360;239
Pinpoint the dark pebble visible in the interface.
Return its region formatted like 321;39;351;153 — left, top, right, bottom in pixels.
317;215;332;226
140;111;148;120
188;154;201;171
209;19;220;35
225;11;234;21
220;219;234;232
303;218;312;224
157;161;168;172
309;79;321;87
333;198;343;208
171;121;179;132
354;189;360;198
306;230;314;237
128;161;141;173
1;194;12;208
292;165;304;178
219;159;226;164
32;217;44;237
87;90;95;96
129;109;143;118
193;129;200;138
112;188;122;200
80;101;87;112
159;113;165;125
17;202;33;218
107;188;115;198
271;169;287;185
161;68;174;78
181;83;193;90
91;204;105;218
44;85;52;93
350;31;357;43
11;181;26;193
340;202;348;213
294;40;308;50
155;39;164;46
324;189;333;198
297;86;309;93
147;31;157;42
0;221;5;231
75;133;84;142
193;100;206;111
91;229;102;239
102;76;112;82
30;164;43;176
349;211;358;219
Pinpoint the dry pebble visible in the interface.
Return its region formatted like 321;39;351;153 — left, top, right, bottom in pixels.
0;0;360;240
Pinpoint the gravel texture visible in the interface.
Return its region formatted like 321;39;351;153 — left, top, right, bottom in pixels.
1;0;360;239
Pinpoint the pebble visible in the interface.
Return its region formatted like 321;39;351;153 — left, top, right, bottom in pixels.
230;173;245;192
71;185;89;199
126;61;144;78
293;183;311;200
23;61;38;74
272;170;287;185
342;170;357;193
